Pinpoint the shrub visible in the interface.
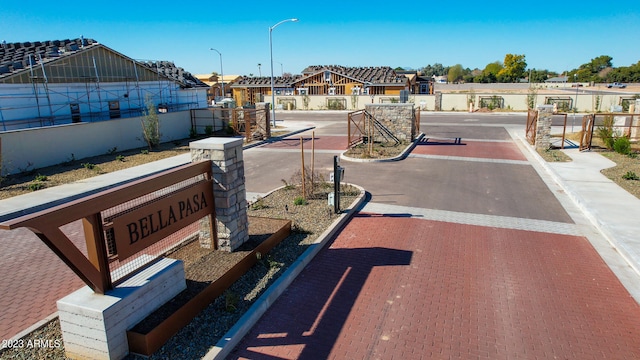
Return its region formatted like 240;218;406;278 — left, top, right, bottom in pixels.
189;127;198;138
622;171;639;180
82;162;96;170
28;182;45;191
205;125;213;136
116;155;126;162
250;197;267;210
34;174;48;182
141;95;161;149
294;196;307;205
596;115;615;150
613;136;631;155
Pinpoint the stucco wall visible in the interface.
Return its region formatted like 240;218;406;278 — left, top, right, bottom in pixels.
1;111;191;175
274;91;628;113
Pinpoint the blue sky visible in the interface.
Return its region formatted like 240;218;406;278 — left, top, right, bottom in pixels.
2;1;639;76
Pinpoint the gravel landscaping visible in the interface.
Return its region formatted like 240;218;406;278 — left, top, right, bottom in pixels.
0;179;360;360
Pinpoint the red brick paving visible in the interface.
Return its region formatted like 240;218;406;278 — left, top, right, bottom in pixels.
0;223;86;340
413;139;527;161
230;215;640;359
262;136;349;151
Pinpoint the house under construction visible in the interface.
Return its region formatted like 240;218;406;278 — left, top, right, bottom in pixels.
230;65;417;106
0;38;209;131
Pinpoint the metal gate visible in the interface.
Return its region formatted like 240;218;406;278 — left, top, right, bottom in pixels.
580;114;595;151
526;109;538;145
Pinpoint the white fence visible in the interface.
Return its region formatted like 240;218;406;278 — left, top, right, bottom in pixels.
1;111;192;175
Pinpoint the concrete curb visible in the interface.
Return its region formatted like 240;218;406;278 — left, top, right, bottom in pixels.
204;183;367;360
242;126;316;150
340;132;425;163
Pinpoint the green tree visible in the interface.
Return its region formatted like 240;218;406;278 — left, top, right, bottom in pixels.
569;55;613;82
498;54;527;82
447;64;465;83
607;61;640;83
477;62;503;83
528;69;557;83
421;63;449;77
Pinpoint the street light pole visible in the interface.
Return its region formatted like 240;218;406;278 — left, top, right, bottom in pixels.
573;73;578;132
209;48;224;101
270;18;298;128
275;61;284;77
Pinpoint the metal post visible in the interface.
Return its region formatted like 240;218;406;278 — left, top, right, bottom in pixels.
333;155;340;214
270;18;298;128
210;48;224;100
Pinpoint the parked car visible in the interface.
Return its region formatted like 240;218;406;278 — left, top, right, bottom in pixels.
607;82;626;88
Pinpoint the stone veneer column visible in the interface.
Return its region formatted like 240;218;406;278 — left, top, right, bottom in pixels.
535;104;553;150
365;103;416;142
255;102;271;139
190;138;248;251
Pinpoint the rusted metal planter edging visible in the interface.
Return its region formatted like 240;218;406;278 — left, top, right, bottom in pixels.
204;184;367;360
127;217;291;356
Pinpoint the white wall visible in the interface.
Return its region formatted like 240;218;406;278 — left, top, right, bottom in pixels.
1;111;191;175
274;91;628;113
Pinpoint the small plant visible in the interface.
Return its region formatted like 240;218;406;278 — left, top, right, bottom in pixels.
82;162;96;170
189;127;198;138
140;149;149;155
596;115;615;150
622;171;640;181
106;147;117;155
628;152;638;159
526;86;538;109
250;197;267;210
115;155;126;162
613;136;631;155
294;196;307;205
28;182;45;191
302;94;310;110
224;290;239;312
281;179;295;190
225;122;235;135
205;125;213;136
141;95;161;150
34;174;48;182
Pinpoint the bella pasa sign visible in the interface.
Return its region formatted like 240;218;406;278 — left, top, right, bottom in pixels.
113;181;214;260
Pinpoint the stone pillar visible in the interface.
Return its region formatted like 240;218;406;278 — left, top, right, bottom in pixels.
365;103;415;142
434;91;442;111
190;138;248;251
535;104;553;150
255;102;271;139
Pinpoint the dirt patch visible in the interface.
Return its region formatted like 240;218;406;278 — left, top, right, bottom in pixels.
344;141;409;159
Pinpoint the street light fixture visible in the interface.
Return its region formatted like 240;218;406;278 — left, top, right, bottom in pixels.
209;48;224;101
270;18;298;128
275;61;284;77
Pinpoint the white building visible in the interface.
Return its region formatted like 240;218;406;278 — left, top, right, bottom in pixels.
0;38;209;131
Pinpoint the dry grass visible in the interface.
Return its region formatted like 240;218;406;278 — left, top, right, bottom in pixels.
343;141;408;159
600;151;640;199
0;140;193;200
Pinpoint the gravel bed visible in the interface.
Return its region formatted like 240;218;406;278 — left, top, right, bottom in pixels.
0;183;360;360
